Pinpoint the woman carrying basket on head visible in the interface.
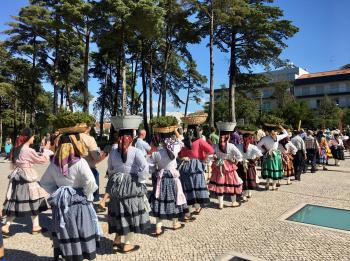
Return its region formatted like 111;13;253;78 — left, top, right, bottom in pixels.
105;115;150;254
208;122;244;209
148;125;188;236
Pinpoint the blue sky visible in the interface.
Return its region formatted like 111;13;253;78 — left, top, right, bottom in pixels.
1;0;350;115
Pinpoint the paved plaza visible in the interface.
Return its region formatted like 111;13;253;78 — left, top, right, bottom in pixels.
1;155;350;261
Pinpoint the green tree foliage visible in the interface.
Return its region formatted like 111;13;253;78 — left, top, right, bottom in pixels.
209;85;259;124
214;0;298;122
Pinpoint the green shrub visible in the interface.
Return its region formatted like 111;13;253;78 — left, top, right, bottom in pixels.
150;116;178;128
49;110;96;130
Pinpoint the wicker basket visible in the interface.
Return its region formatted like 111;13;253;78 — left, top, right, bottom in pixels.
238;129;256;135
153;125;178;134
263;123;282;130
181;113;208;125
58;123;88;134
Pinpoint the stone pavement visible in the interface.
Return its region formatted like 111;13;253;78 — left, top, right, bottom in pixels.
1;155;350;261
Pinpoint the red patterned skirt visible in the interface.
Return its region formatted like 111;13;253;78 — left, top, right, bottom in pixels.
208;160;243;196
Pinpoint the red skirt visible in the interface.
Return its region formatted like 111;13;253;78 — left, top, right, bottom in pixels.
208;160;243;196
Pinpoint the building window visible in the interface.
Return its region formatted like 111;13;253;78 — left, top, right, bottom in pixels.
335;99;339;106
302;87;310;96
316;99;321;108
262;101;272;110
330;83;339;93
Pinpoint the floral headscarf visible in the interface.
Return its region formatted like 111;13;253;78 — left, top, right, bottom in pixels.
53;134;87;176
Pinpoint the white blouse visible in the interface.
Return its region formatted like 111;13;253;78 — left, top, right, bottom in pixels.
40;158;97;201
149;143;181;172
108;146;149;183
278;142;298;155
237;143;263;160
214;142;243;162
257;129;288;153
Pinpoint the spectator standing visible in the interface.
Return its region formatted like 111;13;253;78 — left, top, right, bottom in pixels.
209;127;219;145
80;125;106;202
135;129;151;157
304;130;319;173
4;138;12;161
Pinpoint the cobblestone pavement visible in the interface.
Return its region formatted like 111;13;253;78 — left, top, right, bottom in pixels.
1;154;350;261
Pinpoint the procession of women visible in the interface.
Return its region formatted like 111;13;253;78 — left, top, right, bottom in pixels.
0;113;348;261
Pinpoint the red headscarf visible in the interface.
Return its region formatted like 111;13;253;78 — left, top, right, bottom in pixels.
219;131;230;153
243;135;254;153
10;128;33;163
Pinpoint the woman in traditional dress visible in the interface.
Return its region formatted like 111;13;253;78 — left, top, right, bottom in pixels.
317;131;329;170
208;130;243;209
236;132;263;201
149;132;187;236
278;135;297;185
257;125;288;191
179;125;214;215
329;132;345;166
106;128;149;254
40;133;100;261
2;128;53;236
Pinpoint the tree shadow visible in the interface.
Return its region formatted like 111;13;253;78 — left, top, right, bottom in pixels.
5;249;52;261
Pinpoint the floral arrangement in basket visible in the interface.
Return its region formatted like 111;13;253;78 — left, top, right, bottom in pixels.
181;111;208;125
150;116;179;133
236;124;258;135
49;110;95;134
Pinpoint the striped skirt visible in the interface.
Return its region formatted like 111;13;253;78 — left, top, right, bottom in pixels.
3;168;48;217
261;151;284;180
49;188;100;261
209;160;243;195
282;153;295;177
150;170;187;220
179;158;210;206
107;172;150;236
236;161;258;190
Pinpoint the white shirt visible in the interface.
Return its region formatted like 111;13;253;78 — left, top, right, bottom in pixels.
148;143;182;172
108;146;149;183
237;143;263;160
257;129;288;153
278;142;298;155
291;135;307;154
135;138;151;157
40;158;98;201
214;142;243;162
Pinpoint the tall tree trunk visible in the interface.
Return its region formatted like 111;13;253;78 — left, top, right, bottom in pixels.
161;44;171;116
121;23;127;116
130;56;139;114
60;85;64;108
66;83;73;111
184;75;191;117
53;27;60;114
209;3;215;127
83;30;90;113
157;92;161;117
99;69;108;141
112;56;121;116
31;34;37;127
149;54;153;120
13;98;18;141
228;29;237;123
141;41;149;139
24;109;27;125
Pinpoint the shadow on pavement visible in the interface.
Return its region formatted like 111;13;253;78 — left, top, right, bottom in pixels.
5;249;52;261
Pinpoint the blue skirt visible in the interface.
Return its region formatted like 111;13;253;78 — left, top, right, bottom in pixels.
179;159;210;206
150;170;188;220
